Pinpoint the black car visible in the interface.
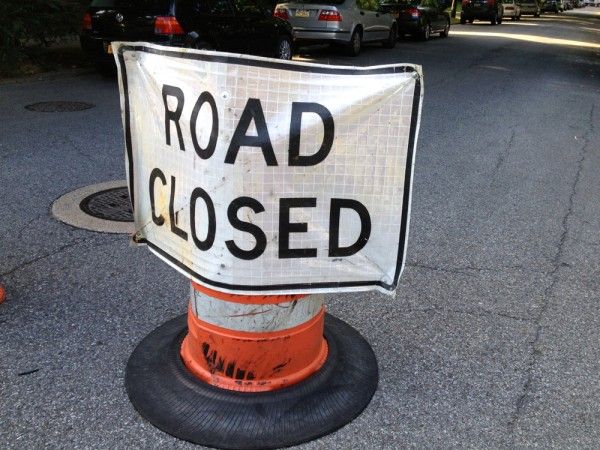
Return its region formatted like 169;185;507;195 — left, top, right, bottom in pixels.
80;0;294;70
461;0;503;24
541;0;560;12
380;0;451;40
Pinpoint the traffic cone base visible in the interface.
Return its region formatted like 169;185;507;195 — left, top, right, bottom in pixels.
181;306;329;392
125;313;378;449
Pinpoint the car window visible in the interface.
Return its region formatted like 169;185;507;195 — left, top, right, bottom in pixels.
356;0;380;10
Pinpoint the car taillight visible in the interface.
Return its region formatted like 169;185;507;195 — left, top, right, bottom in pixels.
273;8;289;20
406;7;421;17
154;16;184;35
318;10;342;21
461;0;470;6
487;0;494;6
82;12;92;31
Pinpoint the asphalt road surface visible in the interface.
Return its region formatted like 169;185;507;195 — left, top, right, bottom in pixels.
1;10;600;449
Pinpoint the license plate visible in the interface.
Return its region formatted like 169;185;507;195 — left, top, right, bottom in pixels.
295;9;310;17
104;42;113;54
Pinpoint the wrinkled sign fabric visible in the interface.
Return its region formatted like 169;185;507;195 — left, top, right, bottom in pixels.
114;42;423;295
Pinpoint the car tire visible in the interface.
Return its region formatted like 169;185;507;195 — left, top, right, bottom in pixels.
346;28;362;56
275;34;293;60
497;13;502;23
420;23;431;40
440;19;450;37
95;60;116;77
534;12;540;16
460;15;467;24
491;12;498;24
382;23;398;48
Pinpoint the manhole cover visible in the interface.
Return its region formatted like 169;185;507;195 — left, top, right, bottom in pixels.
25;101;95;112
52;181;134;234
80;187;133;222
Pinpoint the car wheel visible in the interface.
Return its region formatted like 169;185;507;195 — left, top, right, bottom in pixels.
440;20;450;37
420;23;431;40
275;34;293;60
94;60;116;77
460;15;467;24
497;13;502;23
491;12;498;24
534;12;540;16
346;29;362;56
517;13;521;19
382;23;398;48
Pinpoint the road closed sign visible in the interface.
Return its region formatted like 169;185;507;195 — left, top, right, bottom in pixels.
114;42;423;295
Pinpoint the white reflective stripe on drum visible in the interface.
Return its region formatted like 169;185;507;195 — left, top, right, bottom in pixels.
190;289;324;333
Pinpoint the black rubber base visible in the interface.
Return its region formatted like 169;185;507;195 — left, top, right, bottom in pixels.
125;313;378;449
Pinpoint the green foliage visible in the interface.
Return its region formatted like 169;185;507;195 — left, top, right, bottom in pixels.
0;0;85;72
357;0;382;11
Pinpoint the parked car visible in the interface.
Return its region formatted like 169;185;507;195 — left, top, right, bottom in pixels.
461;0;504;24
541;0;560;12
273;0;397;56
177;0;294;58
518;0;540;15
502;0;521;18
380;0;451;40
80;0;295;71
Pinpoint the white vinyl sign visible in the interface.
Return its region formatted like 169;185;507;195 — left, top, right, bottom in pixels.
114;42;423;295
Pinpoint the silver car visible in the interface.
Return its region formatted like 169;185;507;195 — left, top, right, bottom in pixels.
274;0;397;56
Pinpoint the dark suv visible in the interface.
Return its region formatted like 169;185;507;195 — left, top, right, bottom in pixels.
80;0;294;70
380;0;451;40
460;0;503;24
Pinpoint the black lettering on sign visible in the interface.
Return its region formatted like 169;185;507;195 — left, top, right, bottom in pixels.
225;197;267;260
289;102;334;166
169;175;188;241
190;187;216;251
162;85;185;151
329;198;371;257
279;198;317;259
225;98;277;166
190;91;219;160
149;168;166;226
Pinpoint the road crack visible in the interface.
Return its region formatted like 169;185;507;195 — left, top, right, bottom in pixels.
508;103;595;436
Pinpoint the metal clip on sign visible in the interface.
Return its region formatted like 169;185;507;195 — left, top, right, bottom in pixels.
116;42;422;448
